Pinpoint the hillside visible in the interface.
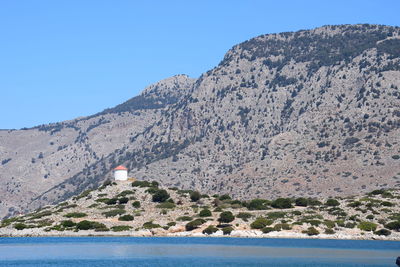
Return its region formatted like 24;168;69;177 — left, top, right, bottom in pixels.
1;180;399;240
1;24;400;218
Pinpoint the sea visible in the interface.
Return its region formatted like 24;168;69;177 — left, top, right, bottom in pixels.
0;237;399;266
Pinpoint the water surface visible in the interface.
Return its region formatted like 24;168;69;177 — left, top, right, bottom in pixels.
0;237;399;266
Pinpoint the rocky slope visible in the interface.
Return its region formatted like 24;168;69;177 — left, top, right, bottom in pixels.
1;180;399;240
1;24;400;218
0;75;195;218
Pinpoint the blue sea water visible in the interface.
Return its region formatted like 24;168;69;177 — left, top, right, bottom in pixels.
0;237;399;266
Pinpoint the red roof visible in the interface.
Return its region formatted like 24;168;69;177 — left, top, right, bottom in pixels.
114;165;128;171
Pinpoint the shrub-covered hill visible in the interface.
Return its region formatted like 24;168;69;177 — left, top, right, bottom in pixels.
1;180;400;240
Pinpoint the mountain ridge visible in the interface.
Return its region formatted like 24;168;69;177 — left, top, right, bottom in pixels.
1;24;400;219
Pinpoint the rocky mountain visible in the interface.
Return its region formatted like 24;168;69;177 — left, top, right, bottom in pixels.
1;24;400;219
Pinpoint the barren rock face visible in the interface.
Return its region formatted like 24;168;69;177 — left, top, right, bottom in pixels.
1;24;400;218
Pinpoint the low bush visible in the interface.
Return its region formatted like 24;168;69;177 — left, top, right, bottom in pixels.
358;221;377;232
185;219;205;231
14;223;27;230
218;211;235;223
118;215;134;221
152;189;170;203
295;197;308;207
132;201;141;208
132;180;152;187
250;217;273;229
156;202;175;209
266;212;286;220
247;199;271;210
60;220;76;227
105;198;118;205
236;212;252;221
203;225;218;235
75;220;108;231
261;227;275;233
384;221;400;231
302;227;319;236
271;198;292;209
222;226;233;235
190;191;201;202
374;229;391;236
118;197;129;204
111;225;132;232
274;223;291;231
325;199;340;207
117;190;135;197
102;209;126;218
143;221;161;229
64;212;87;218
219;194;232;201
199;209;212;217
324;228;335;234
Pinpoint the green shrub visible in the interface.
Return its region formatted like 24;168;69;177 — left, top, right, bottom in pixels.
344;222;356;228
14;223;27;230
117;190;135;197
143;221;161;229
105;198;118;205
156;202;176;209
274;223;291;230
219;194;232;201
374;229;391;236
384;221;400;231
250;217;273;229
185;219;205;231
261;227;275;233
199;209;212;217
218;211;235;223
266;212;286;220
222;226;234;235
236;212;252;221
308;199;322;206
76;189;92;200
102;209;126;218
132;180;152;187
152;189;170;203
60;220;76;227
203;225;218;235
167;222;176;227
247;199;270;210
325;228;335;234
64;212;87;218
325;199;340;207
303;227;319;236
132;201;141;208
111;225;132;232
75;221;91;230
177;216;193;221
29;210;52;219
366;215;374;220
271;198;293;209
292;210;302;216
358;221;377;231
190;191;201;202
348;201;362;208
323;220;336;228
118;197;129;204
295;197;308;207
118;215;134;221
381;201;394;207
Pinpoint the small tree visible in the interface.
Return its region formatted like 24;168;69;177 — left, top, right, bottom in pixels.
218;211;235;223
295;197;308;207
190;191;201;202
271;198;292;209
325;199;340;207
199;209;212;217
152;189;170;202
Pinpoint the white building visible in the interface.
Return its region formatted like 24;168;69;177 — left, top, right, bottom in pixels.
114;165;128;181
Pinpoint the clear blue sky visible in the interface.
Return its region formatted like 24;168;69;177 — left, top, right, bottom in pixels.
1;0;399;129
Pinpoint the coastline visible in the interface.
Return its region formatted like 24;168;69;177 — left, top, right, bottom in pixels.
1;228;399;241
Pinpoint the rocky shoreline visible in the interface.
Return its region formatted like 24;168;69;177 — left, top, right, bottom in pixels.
1;181;400;241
